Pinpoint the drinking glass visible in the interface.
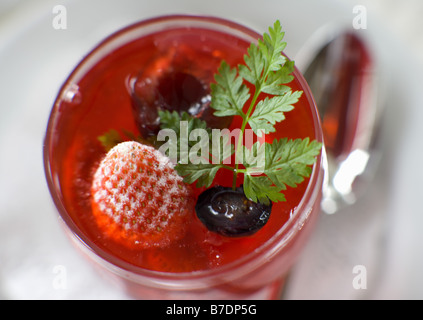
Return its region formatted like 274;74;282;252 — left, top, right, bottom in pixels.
43;15;325;299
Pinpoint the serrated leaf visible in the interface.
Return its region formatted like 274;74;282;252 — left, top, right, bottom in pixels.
261;60;295;95
242;142;266;173
158;109;180;130
264;138;322;189
158;110;212;160
243;175;286;205
248;90;302;136
242;138;322;203
175;163;224;188
239;43;264;86
210;130;235;164
211;61;250;118
240;20;289;90
258;20;286;73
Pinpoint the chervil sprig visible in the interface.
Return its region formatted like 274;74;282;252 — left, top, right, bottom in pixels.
99;20;322;205
157;20;322;204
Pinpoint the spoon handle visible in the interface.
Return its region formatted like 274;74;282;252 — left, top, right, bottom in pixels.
298;30;380;212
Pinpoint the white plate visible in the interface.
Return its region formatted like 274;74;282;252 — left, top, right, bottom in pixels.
1;0;422;299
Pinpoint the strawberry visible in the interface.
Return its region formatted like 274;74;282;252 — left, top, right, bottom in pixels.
91;141;195;249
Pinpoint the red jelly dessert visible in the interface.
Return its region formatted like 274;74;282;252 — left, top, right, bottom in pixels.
44;15;325;299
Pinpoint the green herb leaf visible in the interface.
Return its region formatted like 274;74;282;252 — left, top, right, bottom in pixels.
159;110;210;135
259;20;287;72
248;90;302;136
243;175;286;205
238;20;288;90
158;110;235;186
175;162;225;188
260;60;295;95
241;138;322;204
211;61;250;118
98;129;124;151
97;129;153;152
157;110;212;161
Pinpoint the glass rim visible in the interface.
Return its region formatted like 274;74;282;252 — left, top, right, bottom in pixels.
43;14;325;290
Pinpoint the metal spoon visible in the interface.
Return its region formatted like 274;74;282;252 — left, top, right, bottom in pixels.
295;28;382;214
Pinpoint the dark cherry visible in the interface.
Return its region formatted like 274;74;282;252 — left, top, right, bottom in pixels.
156;71;207;114
130;68;232;138
129;74;161;138
195;186;272;237
130;71;207;137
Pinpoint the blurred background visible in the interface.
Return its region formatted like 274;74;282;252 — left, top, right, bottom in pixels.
0;0;422;299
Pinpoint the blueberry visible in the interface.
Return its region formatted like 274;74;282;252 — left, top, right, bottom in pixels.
195;186;272;237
